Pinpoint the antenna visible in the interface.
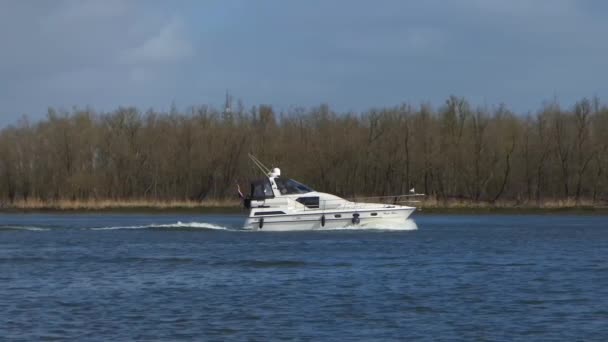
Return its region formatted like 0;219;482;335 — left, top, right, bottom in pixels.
223;90;233;122
224;90;232;114
248;154;270;176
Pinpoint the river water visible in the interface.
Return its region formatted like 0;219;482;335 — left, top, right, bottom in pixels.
1;213;607;340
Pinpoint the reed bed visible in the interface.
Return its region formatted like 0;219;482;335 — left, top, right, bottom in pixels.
2;198;241;211
2;196;606;213
412;197;608;212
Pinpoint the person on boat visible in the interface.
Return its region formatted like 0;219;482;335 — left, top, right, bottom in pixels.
276;180;287;195
236;183;244;200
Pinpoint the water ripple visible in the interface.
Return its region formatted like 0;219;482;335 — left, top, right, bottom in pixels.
1;214;608;340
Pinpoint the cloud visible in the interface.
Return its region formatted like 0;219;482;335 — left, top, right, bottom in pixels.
0;0;197;121
402;27;444;53
331;26;444;66
0;1;193;73
44;0;130;23
120;17;193;65
457;0;590;34
463;0;577;16
1;0;608;125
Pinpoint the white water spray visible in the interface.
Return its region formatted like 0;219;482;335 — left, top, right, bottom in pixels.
90;221;229;231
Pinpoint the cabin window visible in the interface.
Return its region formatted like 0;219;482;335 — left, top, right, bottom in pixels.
251;178;275;200
334;214;342;218
296;196;320;209
275;178;314;195
254;211;286;216
371;213;378;216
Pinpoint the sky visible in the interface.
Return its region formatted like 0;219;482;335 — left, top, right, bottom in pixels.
1;0;607;125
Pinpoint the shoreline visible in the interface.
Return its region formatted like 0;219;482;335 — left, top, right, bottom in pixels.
415;206;608;215
2;205;608;215
0;207;245;215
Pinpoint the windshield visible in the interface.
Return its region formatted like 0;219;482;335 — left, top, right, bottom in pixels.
274;178;314;195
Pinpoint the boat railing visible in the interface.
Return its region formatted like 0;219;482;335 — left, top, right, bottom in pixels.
299;194;425;212
348;194;426;203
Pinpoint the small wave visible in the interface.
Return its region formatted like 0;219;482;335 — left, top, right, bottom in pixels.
0;257;48;262
213;259;340;268
91;221;229;231
113;257;197;263
0;225;50;231
233;260;310;268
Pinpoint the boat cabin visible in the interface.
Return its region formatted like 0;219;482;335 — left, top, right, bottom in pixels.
250;178;274;200
249;177;314;199
244;172;316;209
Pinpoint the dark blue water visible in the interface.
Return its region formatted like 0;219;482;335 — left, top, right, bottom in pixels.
1;214;607;341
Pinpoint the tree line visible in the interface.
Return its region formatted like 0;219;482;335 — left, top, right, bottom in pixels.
1;96;607;206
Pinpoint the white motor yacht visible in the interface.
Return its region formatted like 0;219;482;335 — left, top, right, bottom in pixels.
242;156;420;231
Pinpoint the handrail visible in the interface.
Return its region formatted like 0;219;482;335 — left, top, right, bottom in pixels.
295;194;425;212
347;194;426;202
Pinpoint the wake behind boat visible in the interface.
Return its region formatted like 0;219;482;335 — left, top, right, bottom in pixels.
241;155;421;231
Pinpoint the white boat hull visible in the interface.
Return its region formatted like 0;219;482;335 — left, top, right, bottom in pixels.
243;207;415;231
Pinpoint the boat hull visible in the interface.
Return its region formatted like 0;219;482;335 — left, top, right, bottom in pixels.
243;207;415;231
